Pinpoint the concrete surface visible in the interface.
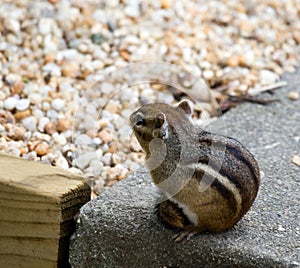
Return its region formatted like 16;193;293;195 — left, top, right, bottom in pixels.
69;71;300;268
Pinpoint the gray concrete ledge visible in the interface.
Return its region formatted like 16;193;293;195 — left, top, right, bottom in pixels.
69;71;300;268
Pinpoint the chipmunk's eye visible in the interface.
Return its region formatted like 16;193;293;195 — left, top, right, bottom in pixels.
135;114;145;127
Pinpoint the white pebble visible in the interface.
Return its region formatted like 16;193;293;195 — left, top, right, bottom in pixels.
33;109;44;119
124;6;140;18
29;93;42;105
101;82;114;95
259;69;279;85
39;85;54;96
26;151;38;161
51;98;65;111
38;117;50;132
53;132;67;145
42;63;61;76
42;101;51;111
22;116;37;131
203;70;214;80
75;134;91;145
118;125;132;137
47;109;58;119
4;97;17;110
54;155;69;169
38;18;53;35
4;19;20;33
16;99;30;111
68;167;83;175
0;124;5;132
101;153;112;166
75;152;99;170
157;92;174;104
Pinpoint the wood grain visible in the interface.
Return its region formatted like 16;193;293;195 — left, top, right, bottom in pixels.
0;153;91;268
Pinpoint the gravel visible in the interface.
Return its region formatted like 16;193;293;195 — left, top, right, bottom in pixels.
0;0;300;196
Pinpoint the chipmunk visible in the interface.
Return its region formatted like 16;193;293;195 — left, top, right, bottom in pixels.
130;100;260;242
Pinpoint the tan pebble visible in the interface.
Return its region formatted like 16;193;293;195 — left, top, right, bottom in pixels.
61;61;80;78
28;141;40;152
98;129;112;143
151;83;166;91
45;121;56;135
98;119;108;128
160;0;172;9
105;102;119;114
11;81;24;95
292;155;300;166
14;109;31;121
288;91;299;101
56;118;72;132
48;90;59;98
105;179;118;187
86;129;97;138
109;142;124;153
227;55;241;67
293;32;300;44
35;142;50;156
130;137;142;152
0;110;15;124
106;167;123;180
120;50;130;61
44;53;56;63
7;124;25;140
20;146;28;156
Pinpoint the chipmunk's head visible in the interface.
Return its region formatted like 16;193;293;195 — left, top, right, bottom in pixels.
130;100;193;153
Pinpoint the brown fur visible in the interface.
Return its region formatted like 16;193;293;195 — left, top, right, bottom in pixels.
130;102;260;235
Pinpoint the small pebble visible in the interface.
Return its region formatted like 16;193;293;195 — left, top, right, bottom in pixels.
45;121;56;135
4;19;20;33
53;155;69;169
98;129;112;144
75;134;91;145
53;132;67;145
7;124;25;141
259;69;279;85
102;152;112;166
51;98;65;111
292;155;300;166
61;61;80;78
4;97;17;110
288;91;299;101
38;117;50;132
130;137;142;152
22;116;37;131
16;99;30;111
75;152;99;170
56;118;72;132
35;142;50;156
14;110;31;121
38;18;53;35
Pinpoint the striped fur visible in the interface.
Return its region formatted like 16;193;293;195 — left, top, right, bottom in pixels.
130;102;260;235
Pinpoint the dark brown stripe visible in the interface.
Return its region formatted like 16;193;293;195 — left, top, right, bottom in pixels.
193;169;237;212
198;156;244;194
226;142;260;187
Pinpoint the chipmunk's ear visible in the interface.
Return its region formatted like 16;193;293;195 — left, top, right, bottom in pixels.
176;100;193;117
152;112;168;139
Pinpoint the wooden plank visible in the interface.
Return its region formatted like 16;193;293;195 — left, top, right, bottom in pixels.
0;221;59;238
0;255;57;268
0;153;91;267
